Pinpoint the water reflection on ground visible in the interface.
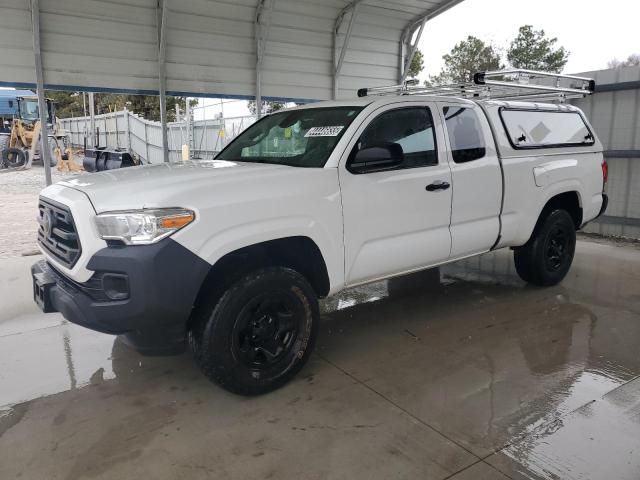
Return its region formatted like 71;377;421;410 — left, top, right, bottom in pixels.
1;239;640;479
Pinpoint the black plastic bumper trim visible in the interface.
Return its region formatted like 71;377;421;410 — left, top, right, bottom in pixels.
32;238;211;355
596;193;608;219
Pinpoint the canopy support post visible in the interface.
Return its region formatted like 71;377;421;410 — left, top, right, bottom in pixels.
333;2;360;99
30;0;51;185
399;0;465;83
157;0;169;163
399;18;426;85
255;0;274;118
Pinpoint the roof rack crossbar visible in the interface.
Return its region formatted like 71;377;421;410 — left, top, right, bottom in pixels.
357;69;595;102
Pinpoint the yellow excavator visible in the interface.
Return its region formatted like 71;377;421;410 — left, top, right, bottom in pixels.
0;96;82;172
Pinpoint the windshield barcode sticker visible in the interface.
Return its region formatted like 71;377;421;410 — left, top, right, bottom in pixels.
305;126;344;137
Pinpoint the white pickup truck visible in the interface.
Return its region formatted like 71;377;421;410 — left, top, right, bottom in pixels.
32;73;607;395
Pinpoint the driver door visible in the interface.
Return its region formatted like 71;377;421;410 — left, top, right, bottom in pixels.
339;103;452;286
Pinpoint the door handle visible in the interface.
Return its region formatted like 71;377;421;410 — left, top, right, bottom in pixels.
426;181;450;191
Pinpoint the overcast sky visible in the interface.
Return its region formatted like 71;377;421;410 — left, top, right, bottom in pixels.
418;0;639;80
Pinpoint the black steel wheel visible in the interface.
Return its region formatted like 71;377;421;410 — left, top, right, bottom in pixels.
232;292;303;369
514;209;576;286
190;267;318;395
544;225;570;272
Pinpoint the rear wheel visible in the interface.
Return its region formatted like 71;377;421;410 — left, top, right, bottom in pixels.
514;209;576;286
190;267;319;395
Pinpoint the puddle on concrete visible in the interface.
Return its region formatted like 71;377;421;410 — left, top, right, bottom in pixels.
499;376;640;480
4;243;639;414
0;324;188;411
0;239;639;479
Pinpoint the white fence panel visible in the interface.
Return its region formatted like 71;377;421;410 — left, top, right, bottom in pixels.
60;109;255;164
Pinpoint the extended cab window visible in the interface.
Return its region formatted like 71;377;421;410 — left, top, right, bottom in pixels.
217;106;363;168
443;106;486;163
500;109;595;149
350;107;437;172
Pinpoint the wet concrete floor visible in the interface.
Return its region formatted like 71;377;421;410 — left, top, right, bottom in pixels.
1;237;640;479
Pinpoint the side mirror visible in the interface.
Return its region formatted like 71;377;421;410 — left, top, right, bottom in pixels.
349;143;404;174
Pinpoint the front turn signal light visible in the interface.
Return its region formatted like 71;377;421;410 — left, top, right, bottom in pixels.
159;212;195;229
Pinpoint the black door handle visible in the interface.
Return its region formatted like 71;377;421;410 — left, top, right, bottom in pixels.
426;181;450;191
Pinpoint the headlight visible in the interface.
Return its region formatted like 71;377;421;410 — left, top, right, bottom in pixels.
94;208;195;245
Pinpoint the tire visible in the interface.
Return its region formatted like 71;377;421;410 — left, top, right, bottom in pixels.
47;137;59;167
0;134;9;168
514;209;576;286
1;147;27;168
190;267;319;395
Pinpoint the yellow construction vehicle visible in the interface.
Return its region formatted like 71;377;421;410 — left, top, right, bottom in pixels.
0;96;82;172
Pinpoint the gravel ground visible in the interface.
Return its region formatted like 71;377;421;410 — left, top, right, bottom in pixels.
0;164;80;259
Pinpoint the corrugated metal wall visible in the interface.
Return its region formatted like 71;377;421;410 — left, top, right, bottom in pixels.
0;0;159;92
0;0;453;100
572;66;640;239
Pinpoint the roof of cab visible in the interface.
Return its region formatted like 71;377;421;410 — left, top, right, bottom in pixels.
284;95;477;112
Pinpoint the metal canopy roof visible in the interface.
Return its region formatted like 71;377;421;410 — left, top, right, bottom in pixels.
0;0;464;101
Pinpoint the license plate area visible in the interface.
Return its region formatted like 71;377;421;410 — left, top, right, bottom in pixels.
33;271;56;313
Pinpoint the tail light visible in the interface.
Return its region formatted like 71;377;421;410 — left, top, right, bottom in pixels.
601;158;608;189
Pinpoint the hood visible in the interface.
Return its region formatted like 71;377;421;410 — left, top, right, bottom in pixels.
57;160;291;212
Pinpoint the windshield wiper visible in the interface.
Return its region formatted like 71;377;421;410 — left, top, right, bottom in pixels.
227;157;269;163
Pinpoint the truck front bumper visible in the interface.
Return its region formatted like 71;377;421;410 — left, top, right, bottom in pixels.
32;239;210;355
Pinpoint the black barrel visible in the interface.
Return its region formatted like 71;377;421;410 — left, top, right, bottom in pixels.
83;147;136;172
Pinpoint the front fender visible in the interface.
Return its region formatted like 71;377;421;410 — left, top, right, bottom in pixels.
173;215;344;295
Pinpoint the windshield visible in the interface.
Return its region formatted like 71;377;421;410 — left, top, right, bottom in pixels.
216;106;364;168
18;98;51;123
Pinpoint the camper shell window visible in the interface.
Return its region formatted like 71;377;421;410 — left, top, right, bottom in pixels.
499;108;595;149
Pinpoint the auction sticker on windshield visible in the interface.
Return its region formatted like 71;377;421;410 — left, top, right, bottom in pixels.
305;126;344;137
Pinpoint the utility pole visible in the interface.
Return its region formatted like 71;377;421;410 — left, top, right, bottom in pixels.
88;92;96;148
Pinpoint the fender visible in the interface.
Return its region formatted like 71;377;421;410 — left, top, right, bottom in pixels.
515;182;584;246
173;215;345;295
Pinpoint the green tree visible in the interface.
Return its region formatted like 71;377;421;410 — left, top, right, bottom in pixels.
247;100;289;116
608;54;640;68
507;25;569;73
94;94;196;122
407;49;424;79
45;90;84;118
429;36;502;84
45;90;195;122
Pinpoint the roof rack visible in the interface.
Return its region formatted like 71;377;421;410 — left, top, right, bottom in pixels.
357;69;596;102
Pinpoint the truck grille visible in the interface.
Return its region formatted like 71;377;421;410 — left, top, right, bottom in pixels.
37;198;82;268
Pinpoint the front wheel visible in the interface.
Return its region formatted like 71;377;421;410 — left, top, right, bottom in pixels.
514;209;576;286
190;267;319;395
